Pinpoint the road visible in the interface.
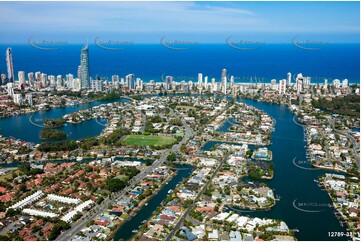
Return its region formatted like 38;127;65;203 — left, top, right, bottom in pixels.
165;154;229;240
57;108;194;241
329;118;360;169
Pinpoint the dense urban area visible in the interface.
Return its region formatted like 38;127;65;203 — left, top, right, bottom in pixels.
0;46;359;241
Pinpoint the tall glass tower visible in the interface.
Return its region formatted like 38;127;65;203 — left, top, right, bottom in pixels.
80;45;90;89
222;68;227;94
6;48;14;83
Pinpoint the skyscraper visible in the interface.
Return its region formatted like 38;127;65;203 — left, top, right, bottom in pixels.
77;66;82;80
165;76;173;90
35;71;41;83
198;73;203;87
40;73;47;87
18;71;26;90
126;74;135;90
48;75;56;87
204;76;208;91
342;79;348;88
66;73;74;89
287;72;292;86
80;45;90;89
278;79;287;94
28;72;35;87
18;71;25;85
57;75;63;88
211;78;217;93
6;48;14;83
112;75;119;84
332;79;341;88
222;69;227;94
230;75;234;86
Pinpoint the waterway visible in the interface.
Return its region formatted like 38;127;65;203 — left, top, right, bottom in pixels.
113;165;194;241
0;94;352;240
0;99;128;144
213;97;348;241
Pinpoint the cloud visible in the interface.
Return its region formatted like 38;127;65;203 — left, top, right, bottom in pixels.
0;1;358;44
0;2;260;33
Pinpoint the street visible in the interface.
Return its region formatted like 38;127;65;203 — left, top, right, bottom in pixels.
57;107;194;241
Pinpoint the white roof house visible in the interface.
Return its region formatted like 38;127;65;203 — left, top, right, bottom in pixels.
10;191;44;210
22;209;58;218
61;200;94;223
47;194;80;204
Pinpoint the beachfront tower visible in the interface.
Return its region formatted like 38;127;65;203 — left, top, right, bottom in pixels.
222;68;227;94
6;48;14;83
287;72;292;86
80;45;90;89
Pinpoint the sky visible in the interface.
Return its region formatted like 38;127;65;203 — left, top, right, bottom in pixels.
0;1;359;44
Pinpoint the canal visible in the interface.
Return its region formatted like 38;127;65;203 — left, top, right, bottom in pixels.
216;97;347;241
0;94;353;240
0;99;128;144
113;165;194;241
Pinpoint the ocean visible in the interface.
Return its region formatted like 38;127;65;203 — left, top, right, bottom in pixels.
0;43;359;84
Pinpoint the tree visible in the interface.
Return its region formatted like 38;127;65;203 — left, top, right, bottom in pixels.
48;221;71;240
106;178;126;192
6;208;18;217
19;183;27;192
167;152;177;162
19;163;31;175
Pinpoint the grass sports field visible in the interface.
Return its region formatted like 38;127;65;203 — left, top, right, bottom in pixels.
121;135;176;147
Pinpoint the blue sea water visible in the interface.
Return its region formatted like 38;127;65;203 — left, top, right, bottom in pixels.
0;44;359;84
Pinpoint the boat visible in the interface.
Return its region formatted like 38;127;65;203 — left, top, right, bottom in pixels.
168;189;173;194
145;203;148;206
76;157;83;162
141;220;147;223
132;229;138;233
292;228;300;232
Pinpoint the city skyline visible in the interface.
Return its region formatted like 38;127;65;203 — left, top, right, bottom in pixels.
0;42;352;94
0;1;359;241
